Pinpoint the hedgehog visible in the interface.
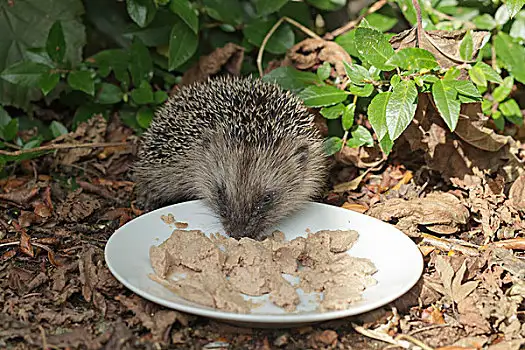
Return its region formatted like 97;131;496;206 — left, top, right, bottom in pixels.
133;75;328;240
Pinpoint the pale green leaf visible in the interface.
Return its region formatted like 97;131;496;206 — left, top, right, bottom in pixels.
473;14;497;30
343;61;371;86
342;103;355;130
386;48;439;70
320;103;345;119
368;92;391;140
503;0;525;18
493;76;514;102
494;32;525;84
469;65;487;87
495;4;511;25
459;30;474;61
126;0;157;27
386;80;418;140
355;28;395;71
433;80;461;131
474;62;503;84
317;62;331;81
349;83;374;97
452;80;482;99
50;121;68;138
298;85;349;107
323;136;343;155
347;125;374;148
499;98;523;125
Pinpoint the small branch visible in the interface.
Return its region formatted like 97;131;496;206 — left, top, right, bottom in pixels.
0;142;128;157
325;0;388;39
257;17;322;77
412;0;424;47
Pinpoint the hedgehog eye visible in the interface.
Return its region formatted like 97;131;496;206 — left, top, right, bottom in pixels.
260;191;276;209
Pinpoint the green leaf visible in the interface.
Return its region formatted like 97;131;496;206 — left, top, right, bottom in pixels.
130;39;154;84
168;19;199;70
499;98;523;125
347;125;373;148
379;133;393;154
364;12;398;32
67;71;95;96
243;19;295;55
88;49;130;84
342;103;355;130
492;110;505;130
72;104;108;129
0;0;86;109
126;0;157;27
494;32;525;84
203;0;244;25
343;62;371;86
474;62;503;84
473;14;497;30
306;0;346;11
46;21;66;63
22;138;43;150
298;85;349;107
386;80;418;140
459;30;474;61
320;103;345;119
469;65;487;87
0;62;49;87
349;83;374;97
323;136;343;155
432;80;461;131
154;90;168;104
444;67;461;81
395;0;417;24
386;48;439;70
50;121;68;138
355;28;395;71
452;80;482;99
493;76;514;102
317;62;331;81
510;14;525;40
335;30;361;58
169;0;199;33
39;72;60;96
131;81;155;104
504;0;525;18
95;83;122;104
0;107;10;127
136;107;154;128
261;66;321;92
368;92;391;140
0;119;19;141
255;0;288;16
495;4;511;26
482;99;493;115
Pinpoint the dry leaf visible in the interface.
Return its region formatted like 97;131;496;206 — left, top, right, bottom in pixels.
509;174;525;210
181;43;244;85
19;230;34;257
390;27;489;69
283;38;351;77
435;256;478;304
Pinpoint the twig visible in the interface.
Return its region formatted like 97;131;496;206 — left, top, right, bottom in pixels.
412;0;424;47
325;0;388;39
257;16;322;77
0;142;128;157
420;233;480;256
395;334;435;350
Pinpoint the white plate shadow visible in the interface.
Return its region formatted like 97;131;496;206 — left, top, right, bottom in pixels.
104;200;423;328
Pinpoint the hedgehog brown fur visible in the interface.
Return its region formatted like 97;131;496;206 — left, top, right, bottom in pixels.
133;75;328;240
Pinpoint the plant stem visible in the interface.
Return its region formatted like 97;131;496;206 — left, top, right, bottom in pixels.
412;0;424;47
325;0;388;39
257;17;322;77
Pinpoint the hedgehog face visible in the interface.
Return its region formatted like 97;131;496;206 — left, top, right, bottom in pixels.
202;138;325;240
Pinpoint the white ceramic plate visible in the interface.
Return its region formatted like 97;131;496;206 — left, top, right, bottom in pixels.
105;200;423;328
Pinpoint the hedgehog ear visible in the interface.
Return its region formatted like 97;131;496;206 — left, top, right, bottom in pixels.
294;145;309;168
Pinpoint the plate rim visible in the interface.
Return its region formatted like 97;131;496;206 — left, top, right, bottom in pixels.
104;199;424;324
